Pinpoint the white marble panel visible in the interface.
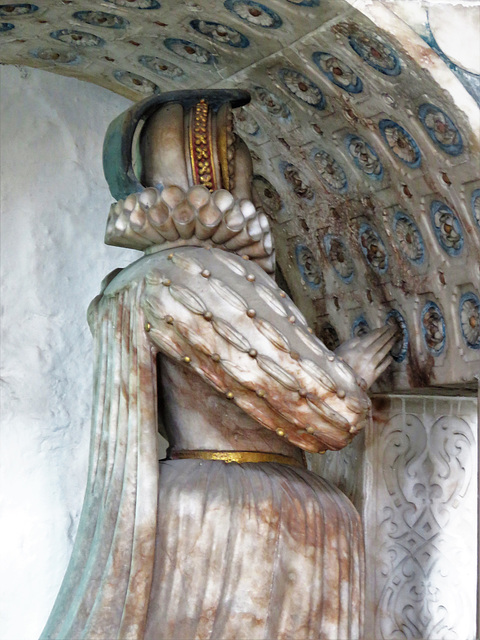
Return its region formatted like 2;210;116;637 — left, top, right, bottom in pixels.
365;394;478;640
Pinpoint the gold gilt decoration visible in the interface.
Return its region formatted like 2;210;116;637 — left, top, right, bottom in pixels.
217;103;235;192
189;99;218;191
169;449;305;467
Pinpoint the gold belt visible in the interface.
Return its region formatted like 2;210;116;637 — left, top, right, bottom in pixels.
169;449;305;468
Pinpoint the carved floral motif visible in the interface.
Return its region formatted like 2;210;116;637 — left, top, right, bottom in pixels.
278;68;326;110
418;104;463;156
346;135;383;179
324;235;354;282
312;51;363;93
312;150;347;193
281;162;314;199
338;24;401;76
379;119;421;168
164;38;215;64
234;107;260;136
224;0;282;28
459;292;480;349
138;55;184;78
113;70;159;94
253;85;290;119
430;200;463;256
30;47;80;64
295;244;322;288
421;300;446;355
252;175;282;217
0;3;38;16
190;19;249;48
393;211;424;264
73;10;129;29
50;29;105;47
359;223;388;273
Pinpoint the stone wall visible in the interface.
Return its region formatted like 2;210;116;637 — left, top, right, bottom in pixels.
0;65;133;640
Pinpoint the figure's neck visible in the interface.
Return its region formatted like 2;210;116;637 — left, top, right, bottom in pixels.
158;357;303;462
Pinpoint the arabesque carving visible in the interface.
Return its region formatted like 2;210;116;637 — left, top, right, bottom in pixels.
367;400;477;640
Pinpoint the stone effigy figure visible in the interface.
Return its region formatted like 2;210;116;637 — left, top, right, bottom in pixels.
41;90;395;640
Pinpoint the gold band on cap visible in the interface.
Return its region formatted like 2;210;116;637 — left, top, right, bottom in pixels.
189;99;218;192
169;449;305;468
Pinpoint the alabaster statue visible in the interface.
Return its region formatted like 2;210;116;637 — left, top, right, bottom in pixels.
41;90;395;640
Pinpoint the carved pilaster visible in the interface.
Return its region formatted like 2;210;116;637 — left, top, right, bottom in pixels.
366;396;478;640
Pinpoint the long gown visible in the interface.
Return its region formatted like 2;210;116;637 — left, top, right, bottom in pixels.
146;459;363;640
41;246;367;640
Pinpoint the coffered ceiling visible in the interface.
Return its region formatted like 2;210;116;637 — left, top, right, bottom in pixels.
1;0;479;391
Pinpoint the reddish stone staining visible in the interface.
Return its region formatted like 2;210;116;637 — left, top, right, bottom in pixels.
344;107;358;123
104;56;115;62
154;21;167;26
441;172;451;186
278;137;290;150
333;296;340;310
438;270;446;285
406;343;434;389
361;196;374;210
366;289;373;303
249;7;261;17
37;19;48;24
129;40;141;46
185;45;196;55
402;184;412;198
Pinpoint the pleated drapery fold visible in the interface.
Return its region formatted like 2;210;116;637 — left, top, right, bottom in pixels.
41;283;159;640
145;460;364;640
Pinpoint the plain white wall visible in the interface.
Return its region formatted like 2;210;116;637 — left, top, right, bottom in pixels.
0;65;135;640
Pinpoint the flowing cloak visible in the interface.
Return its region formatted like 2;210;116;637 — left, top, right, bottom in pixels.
41;246;369;640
